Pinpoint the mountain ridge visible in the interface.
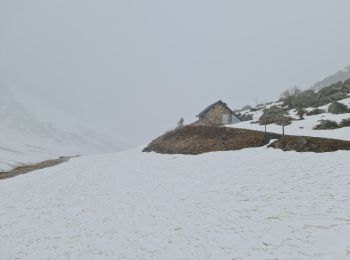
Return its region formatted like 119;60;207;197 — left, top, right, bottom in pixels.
0;84;126;170
310;65;350;91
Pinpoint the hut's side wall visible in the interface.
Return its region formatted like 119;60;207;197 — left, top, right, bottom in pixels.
194;105;233;126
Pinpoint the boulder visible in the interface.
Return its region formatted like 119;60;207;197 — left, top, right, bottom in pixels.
340;118;350;127
328;101;349;114
313;120;339;130
306;108;326;116
237;113;253;121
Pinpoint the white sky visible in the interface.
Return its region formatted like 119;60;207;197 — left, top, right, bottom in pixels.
1;0;350;145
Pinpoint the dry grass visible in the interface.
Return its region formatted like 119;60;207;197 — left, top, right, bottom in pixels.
143;125;350;154
143;125;281;155
0;157;71;180
268;136;350;152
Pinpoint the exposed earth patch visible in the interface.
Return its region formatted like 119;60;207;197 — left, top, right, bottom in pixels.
143;125;350;154
0;157;71;180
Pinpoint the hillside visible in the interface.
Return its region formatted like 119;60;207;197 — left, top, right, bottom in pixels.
234;84;350;141
144;79;350;155
0;85;125;170
143;126;281;154
143;125;350;154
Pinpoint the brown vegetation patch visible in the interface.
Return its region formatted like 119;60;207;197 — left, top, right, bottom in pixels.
268;136;350;153
0;157;71;180
144;125;350;155
143;125;281;155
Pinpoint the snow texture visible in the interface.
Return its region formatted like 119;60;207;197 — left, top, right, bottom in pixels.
0;147;349;259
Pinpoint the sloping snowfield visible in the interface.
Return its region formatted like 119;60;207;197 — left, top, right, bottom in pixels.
230;97;350;141
1;148;350;259
231;113;350;141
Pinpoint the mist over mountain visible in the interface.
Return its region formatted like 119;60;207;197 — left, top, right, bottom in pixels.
0;83;126;170
310;65;350;90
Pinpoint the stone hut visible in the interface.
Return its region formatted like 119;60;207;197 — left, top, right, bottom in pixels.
194;100;241;126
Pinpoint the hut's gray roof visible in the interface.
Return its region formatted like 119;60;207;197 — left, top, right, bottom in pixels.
196;100;235;118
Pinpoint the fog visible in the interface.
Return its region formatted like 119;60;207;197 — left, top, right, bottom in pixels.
1;0;350;146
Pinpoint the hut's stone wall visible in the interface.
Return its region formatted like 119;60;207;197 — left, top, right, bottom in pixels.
194;104;233;126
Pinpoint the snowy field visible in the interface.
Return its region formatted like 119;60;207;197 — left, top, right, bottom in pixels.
1;147;350;259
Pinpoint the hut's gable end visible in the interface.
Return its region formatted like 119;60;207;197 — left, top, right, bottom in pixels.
196;104;233;126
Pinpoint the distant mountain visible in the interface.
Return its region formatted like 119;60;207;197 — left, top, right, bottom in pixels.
310;65;350;90
0;84;126;170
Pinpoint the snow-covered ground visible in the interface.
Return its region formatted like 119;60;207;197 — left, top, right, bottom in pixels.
0;85;126;171
231;97;350;141
1;147;349;259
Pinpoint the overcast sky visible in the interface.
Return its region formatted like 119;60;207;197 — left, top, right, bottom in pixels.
1;0;350;146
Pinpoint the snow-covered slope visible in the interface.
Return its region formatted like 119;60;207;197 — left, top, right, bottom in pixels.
0;85;125;170
231;97;350;141
0;147;349;259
